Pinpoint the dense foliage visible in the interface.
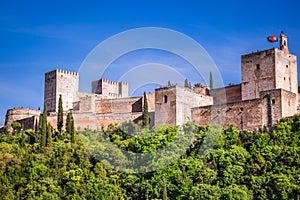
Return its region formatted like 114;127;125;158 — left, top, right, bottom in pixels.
0;116;300;199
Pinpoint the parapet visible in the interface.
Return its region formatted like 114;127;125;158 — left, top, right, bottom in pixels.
45;69;78;76
100;78;128;85
6;108;41;116
241;48;276;59
4;108;41;132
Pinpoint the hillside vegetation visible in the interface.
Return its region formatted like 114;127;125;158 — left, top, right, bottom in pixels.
0;116;300;199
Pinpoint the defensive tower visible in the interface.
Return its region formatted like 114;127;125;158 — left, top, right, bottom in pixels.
44;69;79;112
241;32;298;102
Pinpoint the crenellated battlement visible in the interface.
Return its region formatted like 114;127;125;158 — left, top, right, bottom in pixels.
45;69;78;76
92;78;128;98
100;78;128;85
57;69;78;76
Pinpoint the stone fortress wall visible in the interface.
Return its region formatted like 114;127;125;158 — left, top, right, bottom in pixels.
4;32;299;132
191;32;298;131
47;91;156;131
5;108;40;132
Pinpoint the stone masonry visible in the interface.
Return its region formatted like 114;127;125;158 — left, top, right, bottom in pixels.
192;32;299;131
5;108;40;132
44;69;79;112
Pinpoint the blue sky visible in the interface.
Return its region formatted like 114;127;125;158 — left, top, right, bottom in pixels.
0;0;300;125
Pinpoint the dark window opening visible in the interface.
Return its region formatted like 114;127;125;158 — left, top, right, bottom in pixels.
284;77;286;80
205;88;209;95
163;95;168;103
284;41;286;46
256;64;260;70
286;65;289;68
240;107;244;112
272;99;275;104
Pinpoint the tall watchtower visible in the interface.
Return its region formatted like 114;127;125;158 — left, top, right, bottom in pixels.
241;33;298;102
44;69;79;112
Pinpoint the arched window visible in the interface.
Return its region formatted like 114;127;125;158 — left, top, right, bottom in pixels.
163;95;168;103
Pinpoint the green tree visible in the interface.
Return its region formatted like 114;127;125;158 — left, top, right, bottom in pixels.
11;121;21;134
194;82;202;88
163;178;168;200
38;114;43;132
57;94;63;133
210;72;214;89
40;101;47;147
66;111;75;143
168;80;171;87
46;123;53;147
184;78;189;88
142;92;149;127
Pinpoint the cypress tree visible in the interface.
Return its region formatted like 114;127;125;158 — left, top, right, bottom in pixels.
184;78;189;88
40;101;47;147
66;112;71;135
70;112;75;143
38;114;43;131
46;122;53;147
57;94;63;133
66;111;75;143
167;80;171;87
210;72;214;89
142;92;149;127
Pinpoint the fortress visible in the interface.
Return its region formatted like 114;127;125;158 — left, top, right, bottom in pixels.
4;32;299;132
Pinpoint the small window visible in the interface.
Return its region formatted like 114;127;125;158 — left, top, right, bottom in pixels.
286;65;289;68
256;64;260;70
240;107;244;112
284;77;286;81
61;75;63;77
163;95;168;103
272;99;275;104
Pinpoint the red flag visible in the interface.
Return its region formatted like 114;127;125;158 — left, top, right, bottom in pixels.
267;36;278;42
